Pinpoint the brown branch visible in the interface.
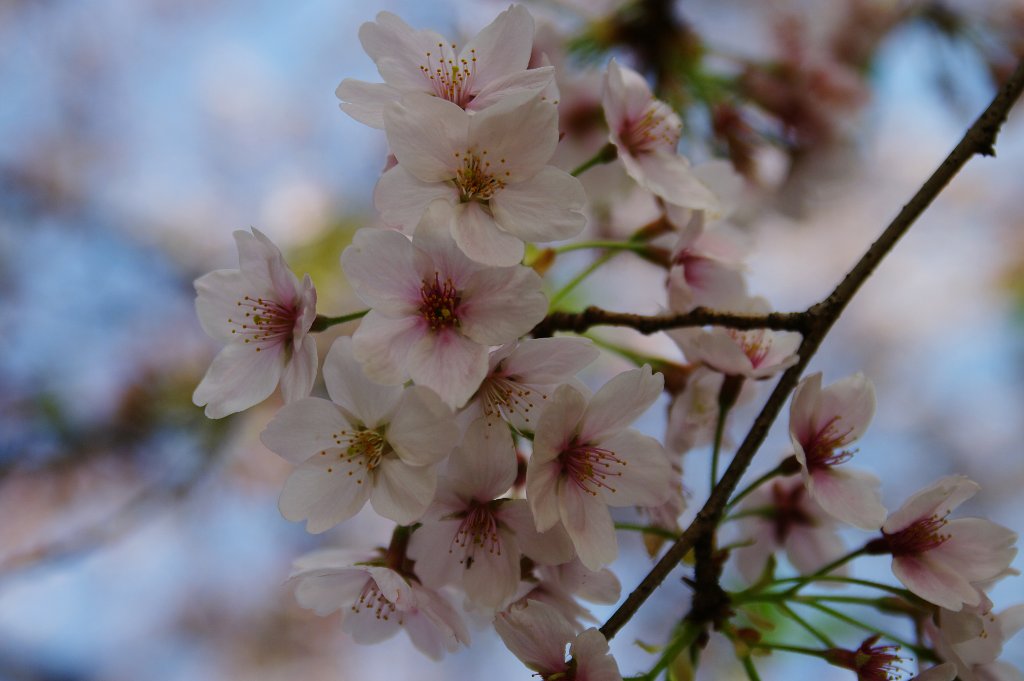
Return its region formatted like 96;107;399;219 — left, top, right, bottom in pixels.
531;306;808;338
599;56;1024;642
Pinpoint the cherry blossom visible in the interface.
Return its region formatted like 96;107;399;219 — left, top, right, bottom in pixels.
664;200;749;313
825;635;907;681
260;337;458;531
336;5;554;128
340;201;548;408
603;58;719;211
495;599;623;681
289;548;469;660
733;477;848;585
515;558;621;628
407;418;574;610
527;365;672;570
376;92;586;266
928;602;1024;681
665;366;755;455
789;372;886;530
193;228;317;418
868;475;1018;611
462;337;600;431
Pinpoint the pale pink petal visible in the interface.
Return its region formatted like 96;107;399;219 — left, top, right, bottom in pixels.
446;417;517;499
892;553;981;611
532;385;587;465
387;385;458;466
560;487;617;570
359;13;447;91
814;372;876;443
407;520;463;588
340;228;423;316
527;458;563;533
292;569;373;616
351;311;425;385
344;601;405;644
495;600;575;674
279;333;318;403
667;258;748;313
278;456;372;533
459;5;534;88
234;229;291;298
370;457;437;524
469;67;555;111
580;365;664;443
406;329;488;409
335;78;400;128
406;584;470;659
932;518;1018;583
194;269;250;342
322;336;402;428
450;201;525;267
384;95;466;182
463;529;522;609
490;166;587;242
260;396;354;464
374;165;458;232
592;429;671;508
790;372;824;445
501;499;576;565
409;200;482;284
501;337;600;384
786;525;848;577
671;327;752;376
807;466;886;530
572;628;623;681
459;264;547;344
602;59;652;135
884;476;979;534
193;341;284;418
913;663;958;681
467;94;558;181
627;150;720;211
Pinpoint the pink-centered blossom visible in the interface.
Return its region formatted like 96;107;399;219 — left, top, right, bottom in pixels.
408;418;574;610
869;475;1018;611
289;549;469;660
376;92;586;266
340;201;548;408
193;228;317;418
603;59;719;211
789;372;886;530
336;5;554;128
260;337;458;531
928;603;1024;681
526;365;672;570
495;599;623;681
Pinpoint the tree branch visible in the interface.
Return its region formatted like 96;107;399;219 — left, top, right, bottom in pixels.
532;306;807;338
599;56;1024;642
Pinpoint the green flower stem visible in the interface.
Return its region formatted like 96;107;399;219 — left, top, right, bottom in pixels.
549;251;618;309
740;654;763;681
583;333;670;368
750;641;827;658
750;576;912;600
614;522;680;541
552;240;649;256
309;309;369;332
774;601;835;648
570;142;618;177
636;622;702;681
798;600;926;655
726;457;800;511
711;375;744;490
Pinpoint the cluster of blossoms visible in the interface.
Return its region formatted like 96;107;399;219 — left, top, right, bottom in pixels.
191;5;1021;679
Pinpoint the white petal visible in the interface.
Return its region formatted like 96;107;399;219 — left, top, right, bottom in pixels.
572;629;622;681
459;262;547;344
322;336;401;427
374;165;458;233
280;334;318;403
463;529;521;610
278;457;371;533
629;151;720;211
335;78;400;129
527;458;563;533
502;337;600;385
370;457;437;524
884;475;979;534
446;417;517;499
405;584;470;659
260;397;354;465
532;384;587;465
194;269;250;342
406;329;489;409
490;167;587;242
560;489;617;571
459;5;534;89
933;518;1018;583
602;59;652;139
292;569;371;616
495;599;574;674
786;525;848;577
351;311;425;385
790;372;824;446
450;201;525;267
807;467;887;530
501;500;576;565
407;520;463;588
580;365;664;443
359;12;446;91
814;372;876;443
467;94;558;181
193;342;283;418
384;95;465;182
593;429;672;508
469;67;555;111
340;228;422;315
388;386;459;466
892;554;981;611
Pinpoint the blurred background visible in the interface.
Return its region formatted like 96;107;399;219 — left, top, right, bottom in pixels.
1;0;1023;679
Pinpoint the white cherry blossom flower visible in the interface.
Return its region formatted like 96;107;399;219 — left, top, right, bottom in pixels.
928;602;1024;681
664;200;749;313
869;475;1018;611
408;419;574;610
495;599;622;681
193;228;317;418
789;372;886;530
462;337;600;431
336;5;554;128
515;558;621;628
290;548;469;660
603;58;719;211
376;92;586;266
526;365;672;570
260;337;458;531
341;201;548;408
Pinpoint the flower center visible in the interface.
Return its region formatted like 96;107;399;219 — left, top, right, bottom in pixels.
451;501;502;567
620;101;680;156
802;414;856;471
480;371;545;425
352;578;401;622
419;273;461;331
770;482;815;543
825;636;905;681
453;150;508;202
727;328;773;368
560;440;625;496
227;294;297;352
882;514;951;556
320;427;390;485
420;43;477;108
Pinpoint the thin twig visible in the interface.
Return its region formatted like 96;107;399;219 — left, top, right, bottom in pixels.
532;306;807;338
599;57;1024;642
